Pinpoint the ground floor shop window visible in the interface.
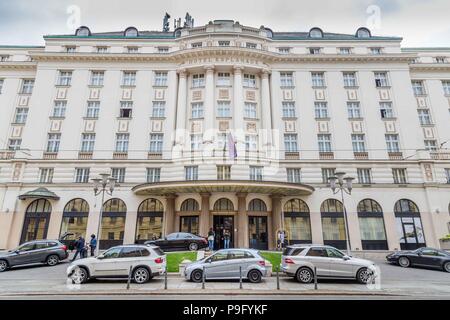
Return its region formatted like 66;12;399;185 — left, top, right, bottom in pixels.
136;216;163;242
394;199;426;250
357;199;388;250
180;216;199;235
321;199;347;250
284;215;312;244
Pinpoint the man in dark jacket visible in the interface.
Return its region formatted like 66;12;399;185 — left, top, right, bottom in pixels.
72;236;86;261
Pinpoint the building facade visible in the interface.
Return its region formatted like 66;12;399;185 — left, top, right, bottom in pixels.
1;20;450;251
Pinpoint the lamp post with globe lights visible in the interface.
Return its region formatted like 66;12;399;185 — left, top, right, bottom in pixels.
328;172;354;256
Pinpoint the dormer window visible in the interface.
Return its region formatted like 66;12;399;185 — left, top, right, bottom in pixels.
309;28;323;38
356;27;371;38
75;26;91;37
218;41;230;47
124;27;138;37
309;47;322;55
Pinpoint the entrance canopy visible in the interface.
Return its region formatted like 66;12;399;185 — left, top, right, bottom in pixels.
132;180;315;196
18;187;60;200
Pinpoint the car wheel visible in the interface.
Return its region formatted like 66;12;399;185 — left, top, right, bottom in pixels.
443;262;450;273
247;270;262;283
191;269;203;283
398;256;410;268
296;267;313;284
46;255;59;266
133;267;150;284
70;266;88;284
188;243;199;251
0;260;8;272
356;267;373;284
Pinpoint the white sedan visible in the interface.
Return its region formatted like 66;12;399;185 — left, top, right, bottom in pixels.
67;244;166;284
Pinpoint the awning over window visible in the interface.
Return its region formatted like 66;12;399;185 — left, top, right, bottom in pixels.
18;187;60;200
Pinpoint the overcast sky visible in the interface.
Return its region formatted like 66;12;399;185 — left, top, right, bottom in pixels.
0;0;449;47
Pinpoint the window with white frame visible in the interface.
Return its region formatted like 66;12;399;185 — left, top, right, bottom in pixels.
418;109;432;125
322;168;336;183
217;133;227;150
46;133;61;152
185;166;198;181
392;168;407;184
191;42;202;48
250;166;263;181
190;134;202;150
217;73;231;86
192;74;205;88
0;55;10;61
217;165;231;180
14;108;28;123
152;101;165;118
218;41;230;47
318;134;332;152
246;42;257;49
111;168;126;183
39;168;54;183
126;46;139;53
357;168;372;184
424;140;438;151
154;72;168;86
412;80;426;96
52;101;67;118
80;133;95;152
434;56;447;64
96;46;108;53
278;47;291;54
86;101;100;118
244;102;257;119
442;81;450;95
374;72;389;87
119;101;133;118
370;47;383;55
339;47;352;55
90;71;104;86
115;133;129;152
287;168;301;183
243;74;256;88
284;134;298;152
74;168;90;183
191;102;204;119
309;47;322;55
122;71;136;86
57;71;72;86
282;102;296;118
385;134;400;152
20;79;35;94
347;102;361;119
352;134;366;152
217;101;231;117
245;135;258;151
280;72;294;87
157;47;169;53
314;102;328;118
149;133;163;153
8;139;21;151
311;72;325;87
64;46;76;53
445;168;450;184
343;72;357;87
146;168;161;183
380;102;394;119
0;79;4;94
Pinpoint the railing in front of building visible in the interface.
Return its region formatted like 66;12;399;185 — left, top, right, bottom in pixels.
430;151;450;160
0;150;15;160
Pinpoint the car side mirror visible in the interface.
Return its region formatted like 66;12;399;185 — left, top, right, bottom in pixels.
417;252;422;256
343;255;351;261
97;254;105;260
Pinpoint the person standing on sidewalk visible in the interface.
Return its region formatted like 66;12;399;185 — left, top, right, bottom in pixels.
72;236;85;261
223;229;231;249
89;234;97;256
207;228;215;251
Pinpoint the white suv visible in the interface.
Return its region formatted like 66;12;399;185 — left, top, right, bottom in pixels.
67;244;166;284
281;244;377;284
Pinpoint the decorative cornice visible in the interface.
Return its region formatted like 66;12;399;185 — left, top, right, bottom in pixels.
0;61;37;70
409;63;450;72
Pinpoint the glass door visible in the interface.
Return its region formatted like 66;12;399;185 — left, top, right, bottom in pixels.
21;216;50;243
213;216;234;250
248;216;268;250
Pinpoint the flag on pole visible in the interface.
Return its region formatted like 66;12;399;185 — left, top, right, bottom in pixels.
227;132;237;159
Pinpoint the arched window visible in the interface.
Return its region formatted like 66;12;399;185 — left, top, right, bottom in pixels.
100;198;126;249
179;199;200;235
320;199;346;250
136;199;163;243
356;27;371;38
309;27;323;38
124;27;138;37
60;199;89;242
75;26;91;37
394;199;425;250
213;198;234;211
181;199;200;211
20;199;52;243
283;199;312;244
357;199;387;250
248;199;267;211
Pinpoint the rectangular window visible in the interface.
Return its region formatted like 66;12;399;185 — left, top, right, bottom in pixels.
191;102;204;119
126;46;139;53
374;72;389;87
86;101;100;118
246;42;257;49
119;101;133;118
434;56;447;64
282;102;296;118
318;134;332;152
278;47;291;54
392;168;408;184
57;71;72;86
424;140;438;151
418;109;432;125
347;102;361;119
245;135;257;151
14;108;28;123
122;71;136;86
115;133;129;152
20;79;35;94
244;102;257;119
46;133;61;152
352;134;366;152
314;102;328;118
152;101;165;118
90;71;104;86
0;79;4;94
311;72;325;87
154;72;168;86
217;165;231;180
280;72;294;87
52;101;67;118
284;134;298;152
380;102;394;119
65;46;76;53
322;168;336;183
96;46;108;53
157;47;169;53
111;168;126;183
218;41;230;47
80;133;95;152
250;166;263;181
146;168;161;183
309;47;321;54
385;134;400;152
149;133;163;153
445;168;450;184
357;168;372;184
370;47;383;55
217;101;231;117
190;134;202;150
192;42;202;48
217;72;231;86
287;168;301;183
192;74;205;88
442;81;450;95
39;168;54;183
343;72;357;87
74;168;90;183
412;80;426;96
339;47;352;55
243;74;256;88
185;166;198;181
8;139;21;151
217;133;227;150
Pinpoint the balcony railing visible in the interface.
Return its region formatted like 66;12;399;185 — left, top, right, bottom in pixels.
78;152;93;160
319;151;334;160
148;152;163;160
354;152;369;160
0;150;15;159
113;152;128;160
430;151;450;160
285;152;300;160
388;152;403;160
43;152;57;160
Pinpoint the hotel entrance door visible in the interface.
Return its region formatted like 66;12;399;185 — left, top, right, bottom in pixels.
213;215;234;250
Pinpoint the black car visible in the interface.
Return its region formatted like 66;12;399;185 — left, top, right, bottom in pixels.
144;232;208;252
386;247;450;272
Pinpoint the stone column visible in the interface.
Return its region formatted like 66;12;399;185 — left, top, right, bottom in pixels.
175;69;188;144
260;69;273;146
233;66;245;155
236;192;248;248
270;194;283;250
199;192;211;237
163;194;177;235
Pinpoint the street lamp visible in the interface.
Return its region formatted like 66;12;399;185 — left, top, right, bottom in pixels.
328;172;354;256
92;173;117;255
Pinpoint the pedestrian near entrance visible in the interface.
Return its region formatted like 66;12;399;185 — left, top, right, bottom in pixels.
72;236;86;261
223;229;231;249
89;234;97;256
207;228;215;251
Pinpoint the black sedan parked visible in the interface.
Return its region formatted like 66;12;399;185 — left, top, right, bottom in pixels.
144;232;208;252
386;247;450;272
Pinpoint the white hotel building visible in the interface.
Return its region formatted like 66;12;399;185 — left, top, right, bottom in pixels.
0;20;450;251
